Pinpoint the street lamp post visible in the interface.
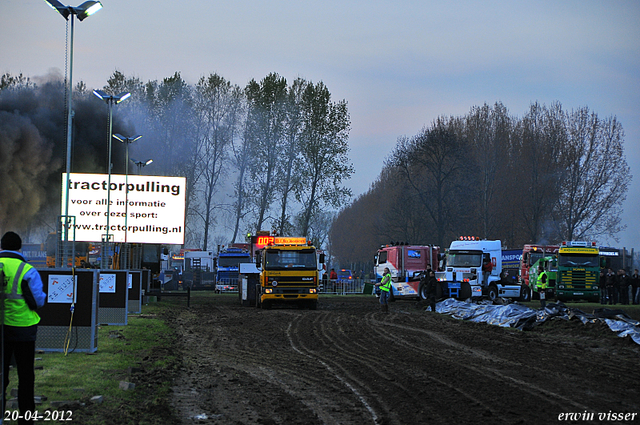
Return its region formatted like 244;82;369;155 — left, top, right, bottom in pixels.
93;90;131;269
130;158;153;174
44;0;103;268
113;133;142;269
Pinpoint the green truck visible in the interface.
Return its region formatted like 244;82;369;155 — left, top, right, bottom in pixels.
554;241;601;302
528;255;557;300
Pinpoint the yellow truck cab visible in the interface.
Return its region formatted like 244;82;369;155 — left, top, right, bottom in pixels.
241;235;324;309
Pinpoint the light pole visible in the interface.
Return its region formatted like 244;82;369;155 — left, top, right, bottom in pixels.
113;133;142;269
131;158;153;174
130;158;153;174
44;0;103;267
93;90;131;269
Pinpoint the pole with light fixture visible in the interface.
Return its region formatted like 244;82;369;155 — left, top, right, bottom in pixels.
130;158;153;174
113;133;142;269
44;0;103;267
93;90;131;269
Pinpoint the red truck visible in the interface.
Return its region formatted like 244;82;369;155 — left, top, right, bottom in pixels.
374;244;440;300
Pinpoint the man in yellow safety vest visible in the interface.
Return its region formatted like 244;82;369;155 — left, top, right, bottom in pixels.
375;267;392;313
1;231;46;424
537;265;548;309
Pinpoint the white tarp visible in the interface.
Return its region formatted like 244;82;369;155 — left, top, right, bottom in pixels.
432;298;640;345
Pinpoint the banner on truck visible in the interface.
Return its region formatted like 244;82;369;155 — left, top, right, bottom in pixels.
61;173;186;244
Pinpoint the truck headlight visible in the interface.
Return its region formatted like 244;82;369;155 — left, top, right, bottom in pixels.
309;288;317;294
265;288;273;294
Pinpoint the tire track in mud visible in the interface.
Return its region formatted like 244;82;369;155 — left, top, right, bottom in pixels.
287;311;453;425
174;306;379;424
168;296;639;424
364;311;593;415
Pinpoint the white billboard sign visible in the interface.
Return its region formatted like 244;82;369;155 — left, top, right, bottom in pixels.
61;173;186;244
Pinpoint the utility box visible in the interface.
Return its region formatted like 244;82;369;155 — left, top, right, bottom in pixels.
128;270;142;314
239;263;260;306
36;269;99;353
98;270;129;325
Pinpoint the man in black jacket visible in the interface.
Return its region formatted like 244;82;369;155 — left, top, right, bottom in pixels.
631;269;640;305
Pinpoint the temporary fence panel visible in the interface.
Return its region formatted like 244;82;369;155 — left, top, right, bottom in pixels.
320;279;366;295
98;270;129;325
36;269;99;353
127;270;142;314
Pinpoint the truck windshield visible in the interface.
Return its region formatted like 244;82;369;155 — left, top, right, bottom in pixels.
218;256;251;268
447;251;482;267
264;249;317;270
528;252;545;266
558;254;599;268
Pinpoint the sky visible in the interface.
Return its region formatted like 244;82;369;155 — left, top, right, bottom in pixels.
2;0;639;252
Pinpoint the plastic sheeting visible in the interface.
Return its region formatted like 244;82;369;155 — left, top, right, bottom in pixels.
432;298;640;345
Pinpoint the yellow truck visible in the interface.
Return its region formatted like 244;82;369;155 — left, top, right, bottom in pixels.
241;236;324;309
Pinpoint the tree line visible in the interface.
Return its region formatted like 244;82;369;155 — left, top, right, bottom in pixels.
0;71;353;249
330;102;630;267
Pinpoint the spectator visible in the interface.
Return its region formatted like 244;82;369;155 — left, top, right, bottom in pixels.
1;231;47;425
422;267;438;313
329;268;337;280
631;269;640;305
605;269;616;305
482;255;493;286
618;269;630;305
599;269;607;304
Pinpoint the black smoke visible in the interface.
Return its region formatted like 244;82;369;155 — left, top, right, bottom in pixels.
0;75;133;234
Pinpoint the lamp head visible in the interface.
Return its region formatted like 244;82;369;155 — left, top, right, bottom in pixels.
114;134;142;143
44;0;102;21
44;0;71;19
76;1;103;21
116;92;131;103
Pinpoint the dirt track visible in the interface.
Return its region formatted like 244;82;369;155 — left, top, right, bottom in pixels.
163;294;639;424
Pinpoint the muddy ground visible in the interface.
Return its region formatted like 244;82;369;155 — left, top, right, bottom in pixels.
158;294;639;425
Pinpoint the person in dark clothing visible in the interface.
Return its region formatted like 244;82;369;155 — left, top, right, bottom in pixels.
605;268;616;305
599;269;607;304
631;269;640;305
421;265;438;313
618;269;630;305
1;231;47;425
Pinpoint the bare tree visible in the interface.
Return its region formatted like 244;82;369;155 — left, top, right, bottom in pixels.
465;102;513;238
511;102;565;244
244;73;288;232
388;117;465;247
192;73;239;250
554;107;630;240
274;78;306;236
296;81;353;237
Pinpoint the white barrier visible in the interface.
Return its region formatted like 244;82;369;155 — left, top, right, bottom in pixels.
320;279;366;295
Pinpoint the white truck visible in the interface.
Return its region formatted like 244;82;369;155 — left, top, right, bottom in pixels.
436;238;527;301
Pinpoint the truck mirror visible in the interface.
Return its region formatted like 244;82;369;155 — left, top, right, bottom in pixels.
256;254;261;269
213;258;217;269
319;253;325;264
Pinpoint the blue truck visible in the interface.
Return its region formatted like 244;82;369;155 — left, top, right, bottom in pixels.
216;247;252;292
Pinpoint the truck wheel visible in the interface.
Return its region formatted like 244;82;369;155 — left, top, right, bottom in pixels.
261;300;271;310
487;285;499;302
460;282;472;300
520;286;532;302
418;282;428;301
309;300;318;310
